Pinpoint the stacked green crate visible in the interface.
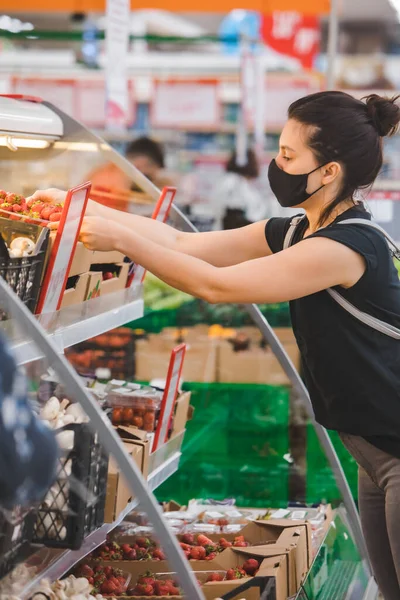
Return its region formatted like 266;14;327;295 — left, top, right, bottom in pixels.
306;424;358;503
156;383;291;507
127;300;291;332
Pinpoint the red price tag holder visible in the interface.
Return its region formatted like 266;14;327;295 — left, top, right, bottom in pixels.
128;186;176;287
36;182;91;314
152;343;186;452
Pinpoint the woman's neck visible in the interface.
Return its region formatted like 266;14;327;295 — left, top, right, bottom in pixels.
305;197;356;234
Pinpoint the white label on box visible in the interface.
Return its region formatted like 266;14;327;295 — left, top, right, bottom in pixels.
270;509;291;519
205;511;224;519
224;524;243;533
225;509;243;518
290;511;307;520
192;524;217;532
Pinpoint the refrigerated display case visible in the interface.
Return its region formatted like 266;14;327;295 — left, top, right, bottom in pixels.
0;94;378;599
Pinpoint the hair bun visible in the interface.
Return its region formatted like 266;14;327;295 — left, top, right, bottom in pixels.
365;94;400;137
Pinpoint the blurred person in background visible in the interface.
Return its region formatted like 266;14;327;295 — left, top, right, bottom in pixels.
212;148;267;230
88;136;172;212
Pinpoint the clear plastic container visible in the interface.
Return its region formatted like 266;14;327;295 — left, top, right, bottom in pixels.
108;389;163;431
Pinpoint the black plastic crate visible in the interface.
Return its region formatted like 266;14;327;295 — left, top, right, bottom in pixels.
0;223;49;319
0;509;35;578
32;423;108;550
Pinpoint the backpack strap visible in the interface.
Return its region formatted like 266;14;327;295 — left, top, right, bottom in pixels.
282;215;400;339
283;215;306;250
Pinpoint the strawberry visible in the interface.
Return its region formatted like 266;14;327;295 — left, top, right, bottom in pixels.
136;548;152;560
9;214;21;221
226;567;246;580
205;543;218;555
207;572;224;582
243;558;260;576
219;538;232;549
181;533;195;545
125;549;137;560
138;572;156;586
136;536;152;548
7;193;23;204
77;564;94;578
234;535;245;543
49;211;62;222
218;518;229;528
103;565;113;577
12;204;22;213
135;583;154;596
121;543;132;554
180;542;191;552
205;551;217;561
0;202;11;211
197;534;214;547
168;585;180;595
0;190;7;200
40;206;55;220
100;580;118;594
153;581;171;596
152;548;166;560
190;546;206;560
233;540;248;547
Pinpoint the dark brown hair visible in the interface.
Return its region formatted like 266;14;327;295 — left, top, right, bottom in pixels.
288;91;400;225
126;136;165;169
226;148;260;179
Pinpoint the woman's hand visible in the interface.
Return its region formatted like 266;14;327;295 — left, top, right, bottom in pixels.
79;216;121;252
27;188;67;206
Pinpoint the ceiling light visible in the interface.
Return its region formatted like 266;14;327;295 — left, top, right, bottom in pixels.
0;136;50;150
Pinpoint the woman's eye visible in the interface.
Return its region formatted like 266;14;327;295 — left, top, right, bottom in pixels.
283;156;291;161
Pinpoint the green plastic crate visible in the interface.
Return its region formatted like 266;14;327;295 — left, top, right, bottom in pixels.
306;424;358;502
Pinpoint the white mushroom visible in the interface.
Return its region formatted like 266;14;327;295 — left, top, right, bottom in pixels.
56;430;74;451
66;404;86;422
40;397;60;422
8;248;22;258
10;237;35;253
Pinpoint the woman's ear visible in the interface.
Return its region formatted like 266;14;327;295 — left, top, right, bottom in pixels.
321;162;341;185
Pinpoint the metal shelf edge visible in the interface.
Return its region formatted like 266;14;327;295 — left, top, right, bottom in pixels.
11;295;144;365
20;451;180;599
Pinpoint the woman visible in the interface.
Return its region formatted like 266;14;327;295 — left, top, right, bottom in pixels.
211;148;266;230
33;91;400;599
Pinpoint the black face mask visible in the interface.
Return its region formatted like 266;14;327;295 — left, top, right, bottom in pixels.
268;159;325;208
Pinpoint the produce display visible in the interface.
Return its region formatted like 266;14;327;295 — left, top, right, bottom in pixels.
0;190;63;225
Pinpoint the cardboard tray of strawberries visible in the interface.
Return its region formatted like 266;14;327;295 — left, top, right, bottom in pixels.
0;190;63;225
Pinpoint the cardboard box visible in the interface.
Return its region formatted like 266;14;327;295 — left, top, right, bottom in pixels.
100;262;129;295
86;550;278;600
172;391;192;437
218;340;300;385
68;241;92;277
135;335;217;383
104;441;144;523
86;271;102;300
61;272;91;308
116;426;150;478
91;249;126;264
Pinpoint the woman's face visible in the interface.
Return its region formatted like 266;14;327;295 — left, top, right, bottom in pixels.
275;118;342;197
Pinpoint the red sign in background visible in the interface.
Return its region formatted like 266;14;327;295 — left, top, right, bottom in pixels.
261;11;320;70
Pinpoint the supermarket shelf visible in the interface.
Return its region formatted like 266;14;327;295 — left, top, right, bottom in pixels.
20;451;181;599
6;287;144;365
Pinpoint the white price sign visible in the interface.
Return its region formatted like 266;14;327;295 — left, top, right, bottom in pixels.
153;343;186;452
37;183;91;314
105;0;130;130
129;187;176;287
151;80;220;129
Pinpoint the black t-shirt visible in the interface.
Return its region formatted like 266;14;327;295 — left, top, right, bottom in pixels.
265;205;400;458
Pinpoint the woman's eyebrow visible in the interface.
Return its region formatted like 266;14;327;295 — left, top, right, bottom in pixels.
280;144;296;153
